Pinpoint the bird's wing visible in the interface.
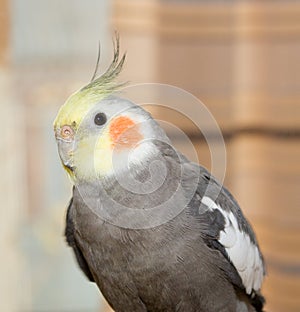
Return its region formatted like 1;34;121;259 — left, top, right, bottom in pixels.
190;164;265;296
65;195;95;282
150;143;265;296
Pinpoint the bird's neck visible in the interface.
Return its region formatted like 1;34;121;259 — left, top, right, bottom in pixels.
74;143;182;209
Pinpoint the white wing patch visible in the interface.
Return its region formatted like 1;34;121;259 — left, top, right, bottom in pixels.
201;196;264;294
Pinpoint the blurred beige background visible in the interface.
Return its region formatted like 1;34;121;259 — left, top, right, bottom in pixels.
1;0;300;311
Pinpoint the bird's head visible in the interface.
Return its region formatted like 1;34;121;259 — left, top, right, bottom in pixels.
54;40;166;183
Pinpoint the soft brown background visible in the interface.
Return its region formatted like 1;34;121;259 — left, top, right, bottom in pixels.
1;0;299;311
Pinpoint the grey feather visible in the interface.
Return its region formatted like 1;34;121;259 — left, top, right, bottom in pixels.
65;140;265;311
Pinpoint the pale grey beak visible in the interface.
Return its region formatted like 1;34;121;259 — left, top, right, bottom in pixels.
55;125;76;170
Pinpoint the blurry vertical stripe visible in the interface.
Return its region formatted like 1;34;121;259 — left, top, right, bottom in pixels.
0;0;9;65
0;71;29;308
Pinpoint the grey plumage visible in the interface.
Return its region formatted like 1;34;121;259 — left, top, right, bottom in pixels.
65;137;265;312
54;36;265;310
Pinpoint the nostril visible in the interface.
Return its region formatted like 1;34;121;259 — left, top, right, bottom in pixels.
60;125;74;140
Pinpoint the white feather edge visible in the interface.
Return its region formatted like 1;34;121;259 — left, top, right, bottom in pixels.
201;196;264;294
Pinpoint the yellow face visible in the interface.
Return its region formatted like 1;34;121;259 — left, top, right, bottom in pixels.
54;88;104;132
54;92;146;182
53;34;138;181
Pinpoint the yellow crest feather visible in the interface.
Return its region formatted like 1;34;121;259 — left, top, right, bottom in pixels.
54;34;126;129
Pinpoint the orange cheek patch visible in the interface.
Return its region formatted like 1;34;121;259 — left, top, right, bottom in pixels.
109;116;143;149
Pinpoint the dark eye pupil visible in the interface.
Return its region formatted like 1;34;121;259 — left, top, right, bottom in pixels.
94;113;107;126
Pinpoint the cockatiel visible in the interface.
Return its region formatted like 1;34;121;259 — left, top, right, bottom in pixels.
54;38;265;312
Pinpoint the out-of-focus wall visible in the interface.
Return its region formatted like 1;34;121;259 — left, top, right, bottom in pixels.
113;1;300;311
0;1;27;310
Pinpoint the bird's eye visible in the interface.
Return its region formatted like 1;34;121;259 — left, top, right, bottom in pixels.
94;113;107;126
